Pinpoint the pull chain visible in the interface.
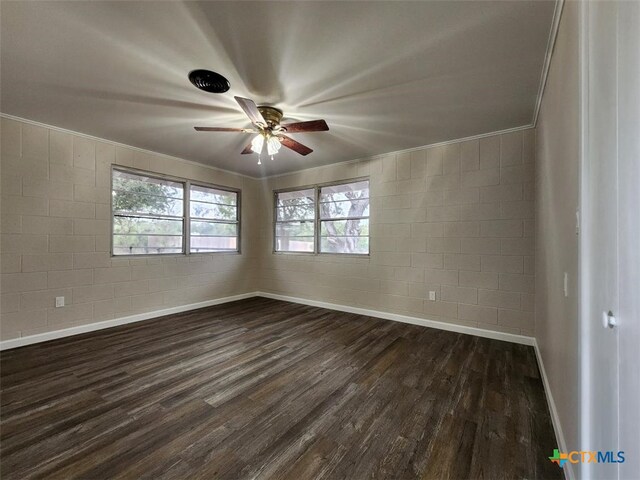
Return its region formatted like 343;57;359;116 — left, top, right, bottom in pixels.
257;153;262;165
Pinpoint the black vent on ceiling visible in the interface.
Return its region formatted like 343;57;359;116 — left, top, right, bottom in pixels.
188;70;230;94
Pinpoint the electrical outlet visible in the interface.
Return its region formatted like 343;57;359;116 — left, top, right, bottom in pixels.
55;296;65;308
563;273;568;298
429;291;436;301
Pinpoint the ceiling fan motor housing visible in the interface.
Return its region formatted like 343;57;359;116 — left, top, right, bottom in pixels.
257;106;284;127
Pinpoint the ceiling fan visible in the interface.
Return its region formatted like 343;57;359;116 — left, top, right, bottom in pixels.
194;96;329;164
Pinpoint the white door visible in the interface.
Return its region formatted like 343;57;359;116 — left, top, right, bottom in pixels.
582;2;640;479
581;1;619;479
616;2;640;478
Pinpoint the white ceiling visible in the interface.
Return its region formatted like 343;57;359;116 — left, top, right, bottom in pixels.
1;1;555;177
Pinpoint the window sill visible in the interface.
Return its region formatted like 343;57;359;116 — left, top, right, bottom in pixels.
111;251;241;259
272;251;370;258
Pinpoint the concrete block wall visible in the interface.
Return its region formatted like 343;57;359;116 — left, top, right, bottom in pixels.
0;116;535;342
0;117;261;341
256;128;536;336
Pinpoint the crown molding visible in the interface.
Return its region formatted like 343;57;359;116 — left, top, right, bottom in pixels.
261;123;534;180
2;112;534;181
0;112;262;180
532;0;566;126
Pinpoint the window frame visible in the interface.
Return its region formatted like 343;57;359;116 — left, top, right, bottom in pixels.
110;165;241;258
188;180;241;255
272;177;370;257
273;186;317;255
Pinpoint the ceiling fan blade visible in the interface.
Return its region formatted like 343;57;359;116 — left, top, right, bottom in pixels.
281;119;329;133
234;96;266;126
279;135;313;156
194;127;257;133
241;142;254;155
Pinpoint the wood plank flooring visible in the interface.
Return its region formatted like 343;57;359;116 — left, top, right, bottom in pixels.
1;297;563;479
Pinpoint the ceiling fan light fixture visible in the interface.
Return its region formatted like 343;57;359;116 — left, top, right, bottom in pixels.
267;136;281;156
194;96;327;161
250;134;264;154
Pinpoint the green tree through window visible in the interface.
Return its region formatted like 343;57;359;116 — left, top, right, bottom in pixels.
112;169;184;255
319;180;369;254
275;188;315;252
112;169;240;255
275;181;369;254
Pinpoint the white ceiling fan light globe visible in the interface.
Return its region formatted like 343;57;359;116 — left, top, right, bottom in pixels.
251;134;264;154
267;136;282;156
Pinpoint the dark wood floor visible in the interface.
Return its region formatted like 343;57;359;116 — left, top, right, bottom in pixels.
1;297;562;480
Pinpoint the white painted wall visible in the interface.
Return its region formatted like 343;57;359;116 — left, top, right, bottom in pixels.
537;3;640;479
535;2;581;478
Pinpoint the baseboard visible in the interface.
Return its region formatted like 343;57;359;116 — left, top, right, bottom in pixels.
533;338;575;480
0;292;256;351
255;291;535;346
1;290;536;351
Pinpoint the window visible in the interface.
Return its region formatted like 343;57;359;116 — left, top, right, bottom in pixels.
319;180;369;254
273;179;369;255
111;167;240;256
189;184;239;253
112;169;185;255
275;188;315;252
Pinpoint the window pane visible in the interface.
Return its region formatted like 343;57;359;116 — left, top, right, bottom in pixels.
318;180;369;254
114;216;183;236
275;221;315;237
190;236;238;253
112;193;184;216
275;236;314;252
190;185;237;206
112;170;184;215
190;221;237;236
190;200;237;221
277;188;315;207
319;199;369;219
113;246;184;255
319;181;369;202
320;236;369;254
113;170;184;199
320;219;369;236
275;188;316;253
188;184;239;253
113;234;183;255
276;205;315;221
112;169;186;255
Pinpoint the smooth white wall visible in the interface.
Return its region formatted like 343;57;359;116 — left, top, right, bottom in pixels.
535;1;580;476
